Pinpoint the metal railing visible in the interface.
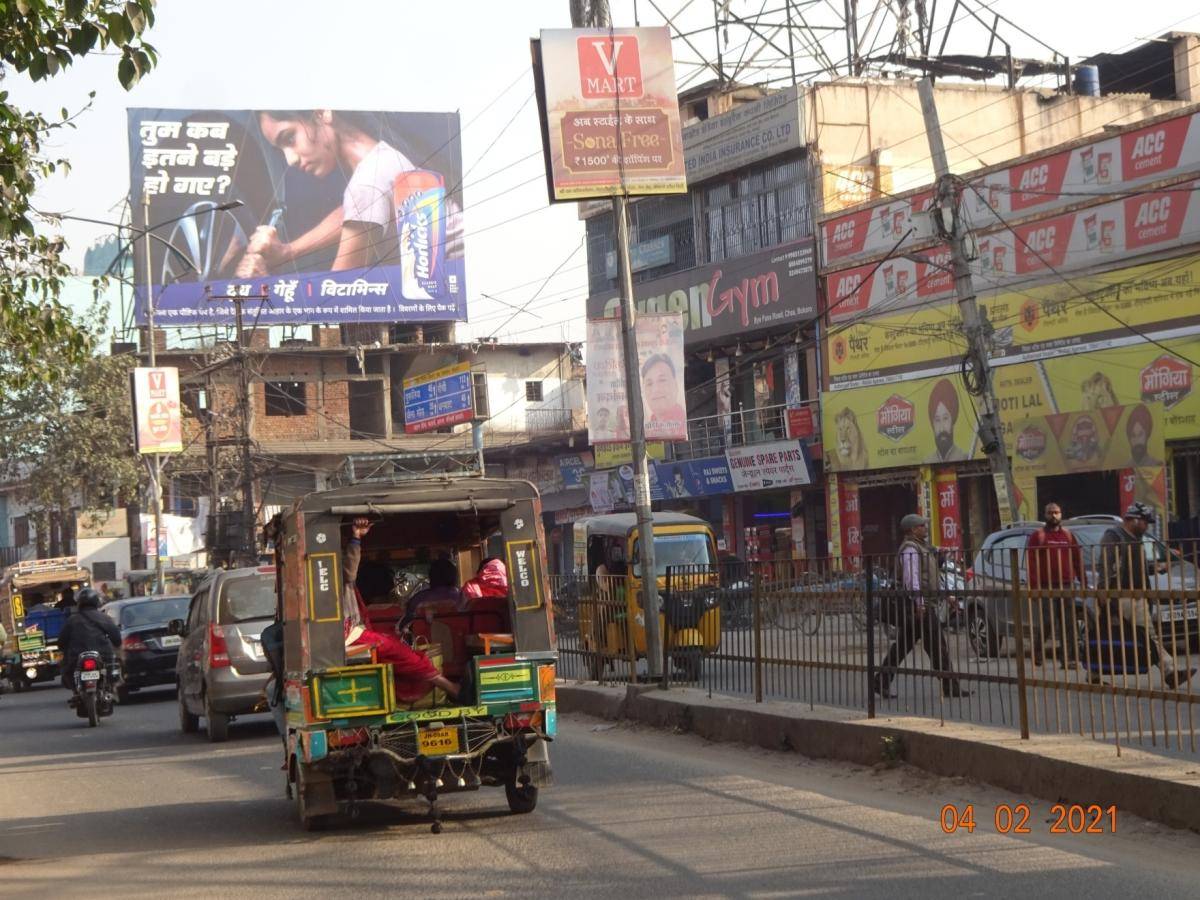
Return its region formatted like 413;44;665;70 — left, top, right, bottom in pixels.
551;542;1200;758
673;400;819;461
524;407;575;434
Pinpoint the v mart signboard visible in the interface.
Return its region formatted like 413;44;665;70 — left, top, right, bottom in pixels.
818;106;1200;271
826;253;1200;390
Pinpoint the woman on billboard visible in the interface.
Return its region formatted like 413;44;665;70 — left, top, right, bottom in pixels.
236;109;460;284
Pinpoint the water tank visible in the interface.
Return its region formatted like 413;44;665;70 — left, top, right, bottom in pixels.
1074;65;1101;97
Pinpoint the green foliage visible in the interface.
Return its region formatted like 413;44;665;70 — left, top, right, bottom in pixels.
0;302;142;522
0;0;157;387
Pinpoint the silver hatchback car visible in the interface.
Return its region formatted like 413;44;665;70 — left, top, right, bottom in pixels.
171;566;276;742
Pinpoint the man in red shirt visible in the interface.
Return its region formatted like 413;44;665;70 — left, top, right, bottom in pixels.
1025;502;1084;668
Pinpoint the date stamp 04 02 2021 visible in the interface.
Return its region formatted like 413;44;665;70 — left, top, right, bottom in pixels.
939;803;1118;835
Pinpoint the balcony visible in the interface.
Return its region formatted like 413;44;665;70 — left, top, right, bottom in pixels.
525;407;577;434
673;400;820;461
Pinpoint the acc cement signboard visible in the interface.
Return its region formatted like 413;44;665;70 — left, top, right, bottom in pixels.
683;84;804;184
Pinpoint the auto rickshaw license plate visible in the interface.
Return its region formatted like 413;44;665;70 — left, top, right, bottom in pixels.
417;726;460;756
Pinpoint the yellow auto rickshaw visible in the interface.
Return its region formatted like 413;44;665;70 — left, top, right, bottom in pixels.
573;512;721;680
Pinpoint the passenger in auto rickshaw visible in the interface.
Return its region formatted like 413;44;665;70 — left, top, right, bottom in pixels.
342;517;460;701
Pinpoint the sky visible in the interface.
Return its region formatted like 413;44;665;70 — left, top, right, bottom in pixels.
9;0;1199;346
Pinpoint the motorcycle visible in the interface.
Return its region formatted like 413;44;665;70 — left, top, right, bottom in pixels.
70;650;118;727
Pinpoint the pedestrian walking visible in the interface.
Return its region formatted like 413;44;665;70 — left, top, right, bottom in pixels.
1026;502;1085;667
1098;502;1195;690
873;513;968;699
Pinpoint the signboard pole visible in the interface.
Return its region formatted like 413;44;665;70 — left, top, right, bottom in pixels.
918;80;1019;524
143;193;166;594
615;191;663;678
570;0;662;677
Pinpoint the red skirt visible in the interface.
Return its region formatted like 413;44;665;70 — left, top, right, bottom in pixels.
351;629;439;702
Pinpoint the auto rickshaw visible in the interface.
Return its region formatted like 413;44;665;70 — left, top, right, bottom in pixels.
573;512;721;680
273;477;556;832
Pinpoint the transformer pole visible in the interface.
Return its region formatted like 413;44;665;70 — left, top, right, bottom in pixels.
917;80;1020;522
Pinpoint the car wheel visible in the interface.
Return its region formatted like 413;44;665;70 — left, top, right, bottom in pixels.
178;686;199;734
205;692;230;743
967;605;999;658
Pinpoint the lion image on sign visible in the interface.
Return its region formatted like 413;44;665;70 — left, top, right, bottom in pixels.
832;408;869;471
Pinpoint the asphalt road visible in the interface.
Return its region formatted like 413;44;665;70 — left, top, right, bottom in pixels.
3;683;1200;898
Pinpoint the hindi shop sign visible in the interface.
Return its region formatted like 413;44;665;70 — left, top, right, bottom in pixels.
402;362;474;434
532;27;687;201
725;440;812;491
130;367;183;454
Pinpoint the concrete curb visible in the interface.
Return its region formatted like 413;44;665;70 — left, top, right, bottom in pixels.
558;682;1200;832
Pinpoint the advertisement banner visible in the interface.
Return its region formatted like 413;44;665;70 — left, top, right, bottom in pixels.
557;452;593;490
725;440;812;491
586;313;687;443
588;239;818;345
819;107;1200;270
934;471;962;551
130;367;183;454
825;180;1200;322
533;27;686;201
682;84;803;184
592;441;668;468
839;480;862;563
402;362;473;434
652;456;734;498
826;253;1200;389
822;375;982;473
127;107;466;327
589;471;616;513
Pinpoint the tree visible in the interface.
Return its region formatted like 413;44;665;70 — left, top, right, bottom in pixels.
0;0;158;387
0;303;143;550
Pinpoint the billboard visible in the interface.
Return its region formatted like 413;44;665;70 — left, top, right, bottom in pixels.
825;180;1200;322
588;240;818;346
653;457;734;498
402;362;474;434
725;440;812;491
532;27;686;201
818;106;1200;271
822;375;982;473
593;441;668;468
826;253;1200;390
1010;404;1166;478
127;108;466;327
586;313;687;443
130;367;183;454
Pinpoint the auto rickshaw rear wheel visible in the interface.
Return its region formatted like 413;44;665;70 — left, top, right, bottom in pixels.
293;759;328;831
505;770;538;814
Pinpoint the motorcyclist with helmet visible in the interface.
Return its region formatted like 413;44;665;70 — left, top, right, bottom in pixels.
56;587;120;694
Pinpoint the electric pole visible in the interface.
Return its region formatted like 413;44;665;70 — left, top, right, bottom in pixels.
571;0;663;677
917;79;1020;522
205;287;262;566
142;194;166;594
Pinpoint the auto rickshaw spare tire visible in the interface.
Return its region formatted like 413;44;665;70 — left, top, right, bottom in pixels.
178;685;199;733
505;768;538;814
204;692;229;743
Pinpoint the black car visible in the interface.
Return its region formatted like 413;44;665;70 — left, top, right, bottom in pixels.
104;595;193;702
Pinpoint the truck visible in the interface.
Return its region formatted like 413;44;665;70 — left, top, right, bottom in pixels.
0;557;92;690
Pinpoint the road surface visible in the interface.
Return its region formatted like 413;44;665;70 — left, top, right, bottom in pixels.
2;683;1199;897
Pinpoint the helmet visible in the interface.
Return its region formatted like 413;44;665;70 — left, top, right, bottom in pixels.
1124;502;1155;524
76;587;101;609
